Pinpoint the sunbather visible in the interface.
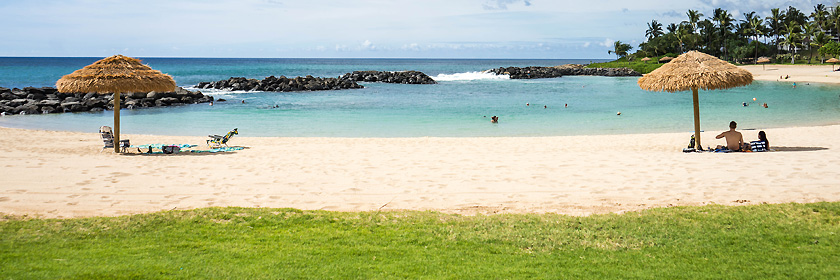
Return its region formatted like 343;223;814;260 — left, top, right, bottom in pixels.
715;121;745;151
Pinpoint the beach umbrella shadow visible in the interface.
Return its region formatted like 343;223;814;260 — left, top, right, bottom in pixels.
638;51;753;150
56;55;176;153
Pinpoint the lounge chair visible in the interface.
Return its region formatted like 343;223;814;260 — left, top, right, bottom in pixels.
207;128;238;148
100;126;130;152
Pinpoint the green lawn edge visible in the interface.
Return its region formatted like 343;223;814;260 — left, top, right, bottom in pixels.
3;202;839;279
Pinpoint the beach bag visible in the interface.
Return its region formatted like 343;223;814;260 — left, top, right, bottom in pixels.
750;141;767;152
688;134;695;149
162;145;181;154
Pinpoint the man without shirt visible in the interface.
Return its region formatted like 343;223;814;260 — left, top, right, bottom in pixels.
716;121;744;151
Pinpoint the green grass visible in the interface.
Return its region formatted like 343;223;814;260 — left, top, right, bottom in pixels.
587;58;663;74
2;203;839;279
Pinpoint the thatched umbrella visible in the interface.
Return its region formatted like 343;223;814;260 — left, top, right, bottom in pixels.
659;57;674;63
641;57;651;63
56;55;176;153
826;58;840;71
757;57;771;70
638;51;753;150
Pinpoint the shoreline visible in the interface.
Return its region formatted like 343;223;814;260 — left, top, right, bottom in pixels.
2;124;839;219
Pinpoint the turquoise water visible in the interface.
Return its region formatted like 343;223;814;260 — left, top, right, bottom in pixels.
1;57;839;137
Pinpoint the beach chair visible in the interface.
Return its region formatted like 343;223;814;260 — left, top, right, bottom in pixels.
100;126;130;152
207;128;238;148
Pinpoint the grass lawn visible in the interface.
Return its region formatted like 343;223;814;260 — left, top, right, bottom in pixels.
2;202;839;279
586;59;663;74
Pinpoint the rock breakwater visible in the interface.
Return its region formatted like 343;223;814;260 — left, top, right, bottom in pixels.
196;71;436;92
487;64;641;79
196;76;363;92
0;86;212;115
339;71;436;84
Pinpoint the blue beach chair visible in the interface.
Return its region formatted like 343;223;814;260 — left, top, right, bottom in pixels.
207;128;238;148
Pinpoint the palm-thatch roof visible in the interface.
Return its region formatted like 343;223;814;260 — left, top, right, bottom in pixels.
638;51;753;93
641;57;651;61
756;57;771;64
56;55;176;94
826;58;840;63
658;56;674;63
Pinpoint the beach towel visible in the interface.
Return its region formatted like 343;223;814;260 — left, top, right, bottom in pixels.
188;146;245;153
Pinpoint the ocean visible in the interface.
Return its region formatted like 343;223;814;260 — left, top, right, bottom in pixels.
1;57;839;137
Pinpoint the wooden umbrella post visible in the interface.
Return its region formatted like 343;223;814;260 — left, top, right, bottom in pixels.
113;92;120;153
692;87;701;150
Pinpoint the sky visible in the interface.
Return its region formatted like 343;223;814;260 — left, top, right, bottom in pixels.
0;0;830;59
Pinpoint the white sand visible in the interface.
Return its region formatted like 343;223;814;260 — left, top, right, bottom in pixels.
3;64;840;219
2;124;839;219
740;64;840;84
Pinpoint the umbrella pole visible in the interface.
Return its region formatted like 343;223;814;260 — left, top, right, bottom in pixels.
114;92;120;153
692;87;701;150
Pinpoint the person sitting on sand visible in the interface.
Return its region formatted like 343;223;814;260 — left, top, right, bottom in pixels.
715;121;745;151
757;130;769;149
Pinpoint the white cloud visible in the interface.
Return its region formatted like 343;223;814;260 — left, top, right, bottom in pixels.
583;42;591;48
599;38;615;47
361;40;376;50
482;0;532;10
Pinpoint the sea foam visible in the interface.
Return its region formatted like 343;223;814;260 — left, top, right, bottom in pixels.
432;71;509;81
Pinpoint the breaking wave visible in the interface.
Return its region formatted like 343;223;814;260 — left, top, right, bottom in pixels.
432;71;509;81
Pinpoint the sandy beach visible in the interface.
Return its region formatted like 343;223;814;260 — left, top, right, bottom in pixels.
2;64;840;219
741;64;840;84
2;123;839;219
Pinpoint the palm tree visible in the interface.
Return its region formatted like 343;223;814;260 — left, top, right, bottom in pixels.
697;19;716;53
831;6;840;40
745;15;765;63
812;4;828;31
767;8;785;55
608;41;633;63
685;9;704;33
646;20;664;40
784;6;807;26
813;31;830;62
666;23;678;34
713;8;735;60
782;21;802;64
801;22;817;63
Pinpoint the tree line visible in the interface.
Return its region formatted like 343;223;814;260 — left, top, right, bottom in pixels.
609;4;840;64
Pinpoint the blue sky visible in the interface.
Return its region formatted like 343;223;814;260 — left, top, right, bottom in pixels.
0;0;825;58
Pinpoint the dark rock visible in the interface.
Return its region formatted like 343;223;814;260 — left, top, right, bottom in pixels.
147;91;160;99
39;100;61;106
486;64;641;79
339;70;436;84
15;104;39;115
40;106;56;114
26;93;47;100
9;99;30;107
197;75;364;92
23;87;45;95
158;97;179;105
0;105;15;114
82;92;97;100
